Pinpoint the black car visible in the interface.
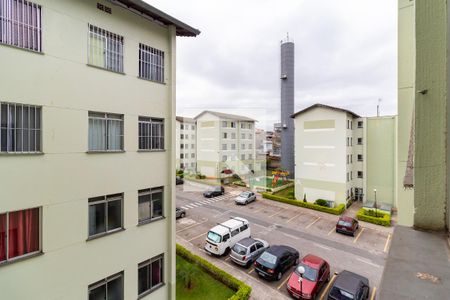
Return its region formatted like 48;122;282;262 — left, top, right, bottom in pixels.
203;186;225;198
254;245;299;281
328;270;370;300
176;176;184;185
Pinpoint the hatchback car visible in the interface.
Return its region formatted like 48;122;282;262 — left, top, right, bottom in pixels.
230;237;269;267
327;270;370;300
176;176;184;185
287;254;330;299
254;245;299;281
175;207;186;219
203;186;225;198
234;191;256;205
336;216;359;236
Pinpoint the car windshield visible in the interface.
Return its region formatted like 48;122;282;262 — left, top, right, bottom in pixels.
329;287;354;300
259;252;277;266
295;263;318;282
232;243;247;255
338;220;352;227
207;231;221;243
207;187;216;192
240;192;251;197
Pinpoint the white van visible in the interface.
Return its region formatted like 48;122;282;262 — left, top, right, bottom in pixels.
204;217;251;256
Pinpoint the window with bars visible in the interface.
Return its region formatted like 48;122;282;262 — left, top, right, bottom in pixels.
88;24;124;73
0;102;41;153
138;187;163;224
0;0;42;52
88;193;123;238
88;272;123;300
138;117;164;150
88;112;123;152
139;43;164;83
138;255;164;296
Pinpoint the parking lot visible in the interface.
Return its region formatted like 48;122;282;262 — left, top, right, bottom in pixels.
176;183;391;299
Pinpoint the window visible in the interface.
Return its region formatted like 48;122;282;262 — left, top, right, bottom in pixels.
241;123;244;129
88;25;123;73
346;137;349;146
241;154;245;160
347;120;350;129
358;154;363;161
0;0;42;52
231;144;236;150
240;224;248;231
184;144;188;149
191;125;195;130
191;144;194;149
231;133;236;139
230;122;236;128
191;153;195;158
222;121;227;128
350;155;353;163
350;172;353;180
249;134;253;139
358;121;363;128
346;155;349;164
346;173;349;182
88;194;123;238
180;153;183;159
191;135;195;140
357;137;363;145
248;124;252;129
180;134;184;139
248;144;252;149
222;155;227;162
180;124;184;130
222;144;227;150
138;117;164;150
88;112;123;152
88;272;123;300
138;255;164;296
139;43;164;82
223;132;227;139
241;144;245;150
0;207;40;263
0;102;41;153
138;187;164;223
248;154;253;160
180;144;184;149
358;171;363;178
241;133;245;139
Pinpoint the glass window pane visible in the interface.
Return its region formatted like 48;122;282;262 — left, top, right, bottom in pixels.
0;214;6;262
138;265;149;295
89;284;106;300
138;194;150;222
107;200;122;231
152;191;163;219
8;208;40;259
107;276;123;300
89;203;106;236
151;259;162;287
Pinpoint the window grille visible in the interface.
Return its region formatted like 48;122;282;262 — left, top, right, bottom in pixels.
139;43;164;82
88;24;123;73
138;117;164;150
0;0;42;52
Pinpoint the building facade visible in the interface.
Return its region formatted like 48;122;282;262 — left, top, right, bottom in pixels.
175;117;196;172
0;1;198;299
195;111;256;179
293;104;396;207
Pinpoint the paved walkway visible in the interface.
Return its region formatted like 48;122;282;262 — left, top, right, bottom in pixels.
177;238;290;300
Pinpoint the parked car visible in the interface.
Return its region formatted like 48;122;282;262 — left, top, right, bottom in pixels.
230;237;269;267
336;216;359;236
327;270;370;300
234;191;257;205
287;254;330;299
176;207;186;219
204;217;250;256
203;186;225;198
176;176;184;185
254;245;299;281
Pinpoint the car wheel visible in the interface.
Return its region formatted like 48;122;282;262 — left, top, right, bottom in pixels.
277;272;282;280
245;200;248;205
223;247;231;256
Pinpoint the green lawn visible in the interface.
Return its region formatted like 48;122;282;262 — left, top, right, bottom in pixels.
273;186;295;199
176;256;235;300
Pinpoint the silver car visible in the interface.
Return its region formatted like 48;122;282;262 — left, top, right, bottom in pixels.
234;191;257;205
176;207;186;219
230;237;269;267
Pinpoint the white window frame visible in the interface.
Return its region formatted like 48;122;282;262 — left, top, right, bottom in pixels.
88;112;124;152
88;193;123;239
88;272;124;300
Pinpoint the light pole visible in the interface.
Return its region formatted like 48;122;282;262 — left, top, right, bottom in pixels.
297;266;305;296
374;189;378;217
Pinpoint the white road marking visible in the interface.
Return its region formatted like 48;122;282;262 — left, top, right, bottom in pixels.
283;232;300;240
306;217;321;229
313;243;332;251
356;257;381;268
181;206;190;210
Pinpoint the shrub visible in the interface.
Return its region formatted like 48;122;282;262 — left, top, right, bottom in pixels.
176;244;252;300
233;181;247;187
287;190;295;199
315;199;328;207
262;193;345;215
356;208;391;226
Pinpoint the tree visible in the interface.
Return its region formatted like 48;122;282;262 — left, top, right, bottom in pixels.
177;263;198;290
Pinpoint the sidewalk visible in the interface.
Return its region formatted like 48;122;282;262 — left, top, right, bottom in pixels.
177;238;290;300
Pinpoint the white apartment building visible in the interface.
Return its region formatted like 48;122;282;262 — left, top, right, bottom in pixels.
176;116;196;171
195;111;257;178
293;104;396;208
0;1;199;299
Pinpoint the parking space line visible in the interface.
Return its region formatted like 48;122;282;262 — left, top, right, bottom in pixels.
188;232;206;242
283;232;300;240
248;268;254;274
353;227;365;243
269;209;284;218
327;227;335;236
384;234;391;253
286;212;302;223
225;256;231;261
306;217;321;229
319;274;337;300
252;206;266;214
370;286;377;300
176;219;208;233
356;257;381;268
277;273;291;290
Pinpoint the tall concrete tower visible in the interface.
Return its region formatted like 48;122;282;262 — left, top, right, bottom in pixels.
280;36;295;178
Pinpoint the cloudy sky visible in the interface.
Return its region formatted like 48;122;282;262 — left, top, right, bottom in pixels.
148;0;397;130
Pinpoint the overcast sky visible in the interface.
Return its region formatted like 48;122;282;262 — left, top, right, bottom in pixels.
148;0;397;130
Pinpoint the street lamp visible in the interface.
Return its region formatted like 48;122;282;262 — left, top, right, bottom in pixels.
297;265;305;296
374;189;378;217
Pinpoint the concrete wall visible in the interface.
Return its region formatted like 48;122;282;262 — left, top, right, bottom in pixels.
0;0;177;298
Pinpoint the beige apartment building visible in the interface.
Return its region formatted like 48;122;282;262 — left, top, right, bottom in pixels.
175;116;196;172
0;1;198;299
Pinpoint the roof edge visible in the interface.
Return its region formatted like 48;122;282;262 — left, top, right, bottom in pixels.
291;103;361;119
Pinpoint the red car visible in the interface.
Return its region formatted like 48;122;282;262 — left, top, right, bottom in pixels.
335;216;359;236
286;254;330;299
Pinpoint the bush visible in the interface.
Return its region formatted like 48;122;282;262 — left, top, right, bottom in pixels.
314;199;328;207
262;193;345;215
176;244;252;300
356;208;391;226
233;181;247;187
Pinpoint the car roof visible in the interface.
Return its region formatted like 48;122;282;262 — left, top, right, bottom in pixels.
339;216;355;222
302;254;325;268
236;237;256;247
266;245;297;256
209;217;248;235
333;270;369;293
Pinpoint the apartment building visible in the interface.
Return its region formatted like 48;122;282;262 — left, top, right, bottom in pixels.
175;117;196;172
195;111;257;178
293;104;396;207
0;1;199;299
